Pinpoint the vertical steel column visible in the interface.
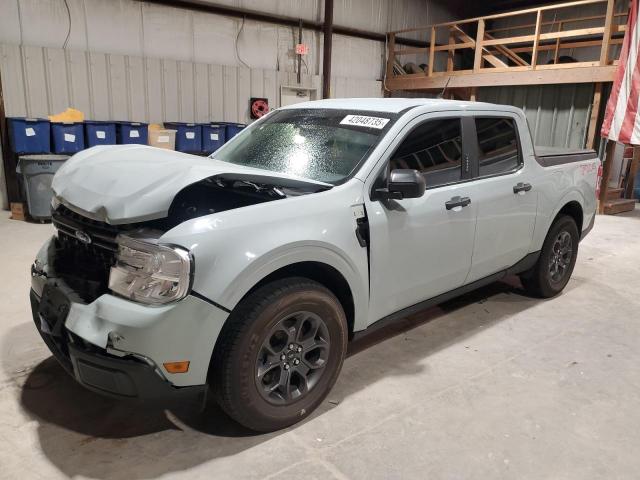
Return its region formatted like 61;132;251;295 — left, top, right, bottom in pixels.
322;0;334;99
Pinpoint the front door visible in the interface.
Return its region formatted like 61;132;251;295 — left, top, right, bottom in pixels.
365;115;477;323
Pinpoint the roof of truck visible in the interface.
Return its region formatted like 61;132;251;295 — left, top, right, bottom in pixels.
282;97;521;114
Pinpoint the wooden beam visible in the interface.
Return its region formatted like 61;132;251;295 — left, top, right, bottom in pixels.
474;19;485;72
428;26;435;76
625;146;640;198
600;0;615;65
532;10;542;68
385;33;395;86
586;82;603;149
385;64;617;90
483;54;509;68
447;28;455;72
511;37;623;53
599;140;616;213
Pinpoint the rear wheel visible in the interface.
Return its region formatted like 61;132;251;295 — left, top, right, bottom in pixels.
210;277;347;432
520;215;579;298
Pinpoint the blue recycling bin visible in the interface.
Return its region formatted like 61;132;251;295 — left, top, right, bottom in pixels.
51;122;85;154
85;121;116;147
201;124;226;153
7;118;50;154
117;122;148;145
164;122;202;153
223;122;246;140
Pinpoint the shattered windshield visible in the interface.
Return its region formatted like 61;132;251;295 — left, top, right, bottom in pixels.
212;109;397;184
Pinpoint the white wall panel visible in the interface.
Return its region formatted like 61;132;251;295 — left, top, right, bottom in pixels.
44;48;70;113
22;45;48;117
108;54;128;120
88;52;109;119
67;50;91;115
0;44;27;117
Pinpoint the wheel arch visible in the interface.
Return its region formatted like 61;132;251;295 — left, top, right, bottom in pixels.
241;261;356;338
555;200;584;233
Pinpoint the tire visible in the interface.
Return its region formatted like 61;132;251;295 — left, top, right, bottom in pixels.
520;215;579;298
210;277;348;432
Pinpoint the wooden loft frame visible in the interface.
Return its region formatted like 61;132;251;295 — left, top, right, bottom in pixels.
384;0;627;93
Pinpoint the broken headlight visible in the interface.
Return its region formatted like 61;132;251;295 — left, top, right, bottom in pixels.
108;236;192;305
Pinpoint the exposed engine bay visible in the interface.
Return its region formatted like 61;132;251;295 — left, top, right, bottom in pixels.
50;175;328;302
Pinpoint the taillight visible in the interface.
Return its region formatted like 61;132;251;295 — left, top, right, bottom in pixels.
595;164;603;198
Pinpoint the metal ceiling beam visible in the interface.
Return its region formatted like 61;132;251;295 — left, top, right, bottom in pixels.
139;0;429;48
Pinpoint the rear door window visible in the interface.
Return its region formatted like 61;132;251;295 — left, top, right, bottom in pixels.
474;117;520;177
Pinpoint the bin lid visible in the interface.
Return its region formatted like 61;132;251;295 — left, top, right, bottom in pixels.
19;154;70;161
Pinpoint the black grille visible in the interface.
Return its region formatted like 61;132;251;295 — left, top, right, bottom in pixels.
52;206;120;302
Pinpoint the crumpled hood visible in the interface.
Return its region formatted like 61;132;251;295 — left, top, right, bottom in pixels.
52;145;330;224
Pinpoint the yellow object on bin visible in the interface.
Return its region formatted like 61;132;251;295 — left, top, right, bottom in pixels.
48;108;85;123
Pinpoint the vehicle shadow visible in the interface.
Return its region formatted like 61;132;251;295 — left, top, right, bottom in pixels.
5;276;557;479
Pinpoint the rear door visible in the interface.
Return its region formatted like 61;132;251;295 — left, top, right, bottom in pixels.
464;114;538;283
365;113;478;322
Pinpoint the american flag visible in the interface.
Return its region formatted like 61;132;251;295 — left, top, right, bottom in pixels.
601;0;640;143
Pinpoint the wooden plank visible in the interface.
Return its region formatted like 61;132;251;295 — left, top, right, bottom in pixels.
483;54;508;68
474;19;485;72
598;140;615;213
433;42;475;52
603;198;636;214
625;146;640;199
531;10;542;68
586;82;602;149
447;29;455;72
483;34;535;46
600;0;615;65
385;33;395;82
386;64;617;90
538;27;605;41
511;38;623;53
428;27;435;77
483;32;529;66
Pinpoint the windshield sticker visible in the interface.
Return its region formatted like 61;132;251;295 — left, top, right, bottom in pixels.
340;115;390;129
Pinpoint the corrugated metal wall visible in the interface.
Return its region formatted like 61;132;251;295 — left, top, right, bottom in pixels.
0;43;382;123
478;84;595;149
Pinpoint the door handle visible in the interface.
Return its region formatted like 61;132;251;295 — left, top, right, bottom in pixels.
445;196;471;210
513;182;532;194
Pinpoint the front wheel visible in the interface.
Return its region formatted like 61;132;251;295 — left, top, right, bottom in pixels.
210;277;348;432
520;215;579;298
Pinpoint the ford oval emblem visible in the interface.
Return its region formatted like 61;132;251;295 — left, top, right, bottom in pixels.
74;230;92;245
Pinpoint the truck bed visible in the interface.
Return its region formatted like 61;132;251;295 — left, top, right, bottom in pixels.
535;146;599;167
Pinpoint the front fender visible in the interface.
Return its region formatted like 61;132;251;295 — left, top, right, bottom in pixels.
215;242;369;331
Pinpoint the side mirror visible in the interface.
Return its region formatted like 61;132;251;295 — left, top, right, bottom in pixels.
375;169;426;200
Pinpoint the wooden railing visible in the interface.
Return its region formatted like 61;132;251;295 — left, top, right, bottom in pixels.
385;0;627;92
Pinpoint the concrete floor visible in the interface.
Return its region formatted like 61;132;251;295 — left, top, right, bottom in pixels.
1;207;640;480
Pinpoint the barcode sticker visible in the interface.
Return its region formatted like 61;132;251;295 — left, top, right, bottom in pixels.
25;127;36;137
129;130;140;138
210;133;219;140
96;131;106;139
64;133;76;142
340;115;389;129
186;132;195;139
158;135;169;143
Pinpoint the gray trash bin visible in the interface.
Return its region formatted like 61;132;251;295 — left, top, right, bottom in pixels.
16;154;69;221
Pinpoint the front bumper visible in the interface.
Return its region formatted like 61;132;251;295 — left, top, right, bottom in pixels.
30;236;231;400
30;287;207;401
